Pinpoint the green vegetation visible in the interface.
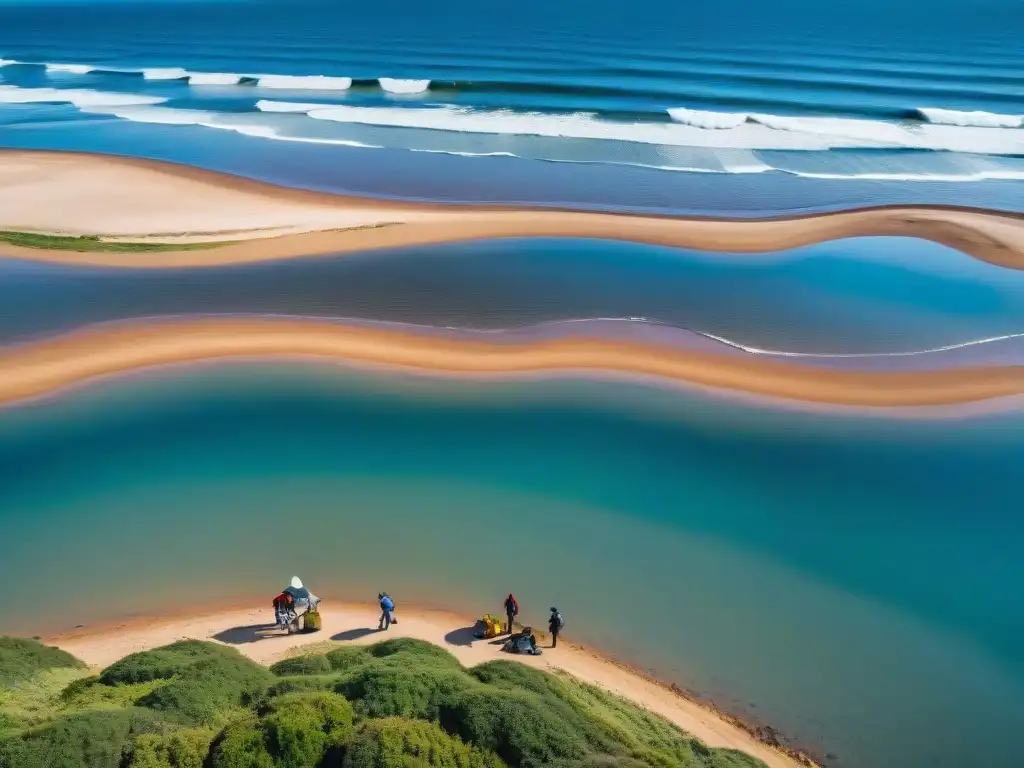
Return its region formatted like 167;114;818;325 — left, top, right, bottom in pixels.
0;230;231;252
0;636;769;768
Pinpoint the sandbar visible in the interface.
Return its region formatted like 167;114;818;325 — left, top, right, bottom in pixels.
44;601;816;768
0;149;1023;269
0;316;1021;409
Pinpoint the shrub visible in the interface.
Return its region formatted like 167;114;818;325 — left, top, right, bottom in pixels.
100;642;272;725
208;693;354;768
438;688;589;768
207;714;274;768
0;637;84;688
325;647;372;673
343;716;506;768
266;675;338;698
124;727;216;768
262;692;354;768
368;639;461;667
336;661;476;720
0;707;169;768
270;654;333;677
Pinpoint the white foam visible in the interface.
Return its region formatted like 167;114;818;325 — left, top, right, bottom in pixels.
82;104;218;124
918;107;1022;129
45;63;94;75
255;74;352;90
0;59;19;67
0;85;166;107
142;67;190;81
379;78;431;94
255;99;331;113
298;103;1024;154
667;107;748;130
187;72;244;86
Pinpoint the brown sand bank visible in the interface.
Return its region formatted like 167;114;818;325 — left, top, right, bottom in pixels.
1;149;1023;268
44;602;816;768
0;316;1021;409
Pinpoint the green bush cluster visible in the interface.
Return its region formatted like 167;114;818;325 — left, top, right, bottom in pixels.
0;637;770;768
0;637;84;688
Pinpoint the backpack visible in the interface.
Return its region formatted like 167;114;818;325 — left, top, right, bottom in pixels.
554;612;564;631
508;596;519;615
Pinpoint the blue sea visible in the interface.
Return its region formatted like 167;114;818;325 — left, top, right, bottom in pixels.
1;2;1024;768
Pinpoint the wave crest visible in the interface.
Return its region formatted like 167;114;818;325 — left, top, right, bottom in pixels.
187;72;243;86
917;107;1022;129
0;85;166;107
45;63;95;74
667;107;748;130
379;78;431;94
255;74;352;90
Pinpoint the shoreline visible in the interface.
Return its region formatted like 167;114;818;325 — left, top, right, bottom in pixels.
0;316;1022;410
40;600;819;768
0;149;1022;269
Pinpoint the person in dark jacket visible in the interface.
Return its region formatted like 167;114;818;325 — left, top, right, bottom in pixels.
503;593;519;635
378;592;395;631
548;606;564;648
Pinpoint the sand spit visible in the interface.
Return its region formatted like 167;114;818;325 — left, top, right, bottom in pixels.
44;602;817;768
0;150;1022;269
0;316;1021;409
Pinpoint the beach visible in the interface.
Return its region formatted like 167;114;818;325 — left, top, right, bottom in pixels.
1;315;1022;409
1;150;1023;269
42;601;812;768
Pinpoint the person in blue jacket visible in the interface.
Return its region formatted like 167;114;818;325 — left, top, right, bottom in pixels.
377;592;395;631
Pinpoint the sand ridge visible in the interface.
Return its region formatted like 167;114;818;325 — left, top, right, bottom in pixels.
0;149;1023;269
44;602;816;768
0;315;1021;409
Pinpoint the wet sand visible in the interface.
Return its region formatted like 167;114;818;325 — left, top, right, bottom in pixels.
44;601;816;768
0;316;1021;409
1;149;1023;269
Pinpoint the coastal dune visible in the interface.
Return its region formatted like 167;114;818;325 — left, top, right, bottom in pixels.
1;316;1022;409
45;602;813;768
1;150;1023;269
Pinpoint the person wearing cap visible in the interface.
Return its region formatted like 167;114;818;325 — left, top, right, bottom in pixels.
548;606;564;648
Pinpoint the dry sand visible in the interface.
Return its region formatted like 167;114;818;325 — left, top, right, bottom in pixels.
0;315;1021;409
45;602;814;768
1;149;1023;269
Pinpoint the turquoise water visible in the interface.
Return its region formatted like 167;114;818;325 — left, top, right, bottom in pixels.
1;363;1022;767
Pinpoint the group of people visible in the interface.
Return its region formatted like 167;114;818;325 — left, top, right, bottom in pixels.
504;593;565;648
375;591;565;648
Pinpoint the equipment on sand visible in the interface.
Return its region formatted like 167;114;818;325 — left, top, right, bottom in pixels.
502;627;542;655
273;575;323;634
473;614;503;639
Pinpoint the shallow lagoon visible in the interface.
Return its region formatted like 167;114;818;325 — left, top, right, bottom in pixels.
0;363;1022;767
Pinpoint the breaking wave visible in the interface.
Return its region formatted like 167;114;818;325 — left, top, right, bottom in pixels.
917;107;1023;129
45;63;95;74
379;78;431;94
187;72;244;86
142;67;190;81
254;74;353;90
0;85;165;107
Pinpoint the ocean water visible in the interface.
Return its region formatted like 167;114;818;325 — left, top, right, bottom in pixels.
0;363;1023;768
1;2;1023;768
3;237;1024;362
1;0;1024;207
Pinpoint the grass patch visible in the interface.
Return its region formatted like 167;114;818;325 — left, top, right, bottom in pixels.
0;636;772;768
0;231;232;252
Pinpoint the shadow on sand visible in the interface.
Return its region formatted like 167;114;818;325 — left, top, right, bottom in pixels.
331;627;380;642
443;626;480;647
212;624;281;645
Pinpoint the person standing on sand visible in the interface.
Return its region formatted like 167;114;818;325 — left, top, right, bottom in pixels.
377;592;395;631
503;593;519;635
548;606;564;648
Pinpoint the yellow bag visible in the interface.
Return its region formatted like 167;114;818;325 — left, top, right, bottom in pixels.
304;610;322;632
